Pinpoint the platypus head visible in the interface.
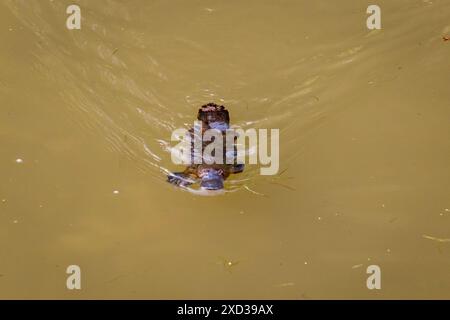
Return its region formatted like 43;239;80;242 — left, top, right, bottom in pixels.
198;167;224;190
197;103;230;131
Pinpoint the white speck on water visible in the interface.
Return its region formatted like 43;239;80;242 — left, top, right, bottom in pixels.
15;158;24;164
317;216;322;221
445;208;449;212
367;257;371;261
239;210;244;214
381;204;386;208
304;262;308;265
352;264;363;269
386;249;391;253
13;220;18;224
113;190;120;194
1;199;6;203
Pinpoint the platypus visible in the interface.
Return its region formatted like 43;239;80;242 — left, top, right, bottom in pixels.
167;103;244;190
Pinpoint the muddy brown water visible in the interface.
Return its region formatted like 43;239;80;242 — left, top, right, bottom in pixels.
0;0;449;299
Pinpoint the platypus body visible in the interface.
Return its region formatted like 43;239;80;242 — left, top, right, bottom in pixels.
167;103;244;190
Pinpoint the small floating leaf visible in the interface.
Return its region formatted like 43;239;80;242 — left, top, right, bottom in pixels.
422;235;450;243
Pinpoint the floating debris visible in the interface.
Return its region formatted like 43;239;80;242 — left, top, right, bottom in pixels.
15;158;23;164
106;274;126;284
113;190;120;195
300;293;310;299
275;282;295;287
423;235;450;243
